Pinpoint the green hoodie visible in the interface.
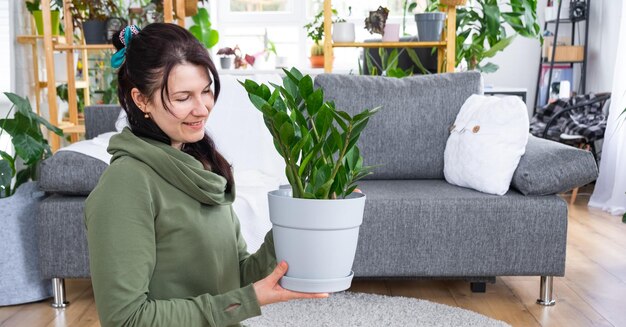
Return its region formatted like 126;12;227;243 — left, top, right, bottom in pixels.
85;128;277;327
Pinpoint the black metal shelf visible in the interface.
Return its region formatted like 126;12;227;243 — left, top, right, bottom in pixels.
541;58;585;64
533;0;590;113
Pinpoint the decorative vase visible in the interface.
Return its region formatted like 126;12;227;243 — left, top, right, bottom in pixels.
415;12;446;42
382;23;400;42
32;10;60;36
332;22;355;43
82;20;107;44
0;182;52;306
220;57;233;69
268;188;366;293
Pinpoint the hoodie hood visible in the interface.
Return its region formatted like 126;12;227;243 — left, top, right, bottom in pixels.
108;128;234;206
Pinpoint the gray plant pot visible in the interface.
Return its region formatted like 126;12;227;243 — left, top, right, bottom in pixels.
268;188;366;293
415;12;446;42
220;57;233;69
0;182;52;306
82;20;107;44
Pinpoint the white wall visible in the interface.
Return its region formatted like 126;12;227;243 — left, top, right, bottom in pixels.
482;0;621;113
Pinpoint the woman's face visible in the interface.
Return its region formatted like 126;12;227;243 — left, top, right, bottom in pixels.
137;63;215;149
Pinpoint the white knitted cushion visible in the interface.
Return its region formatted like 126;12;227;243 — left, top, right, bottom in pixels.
444;95;529;195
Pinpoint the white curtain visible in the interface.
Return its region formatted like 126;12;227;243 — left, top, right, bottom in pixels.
588;2;626;216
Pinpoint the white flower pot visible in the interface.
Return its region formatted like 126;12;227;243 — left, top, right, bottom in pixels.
0;182;52;306
332;22;356;43
382;23;400;42
268;188;366;293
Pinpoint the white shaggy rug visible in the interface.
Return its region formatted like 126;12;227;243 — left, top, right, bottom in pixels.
243;291;511;327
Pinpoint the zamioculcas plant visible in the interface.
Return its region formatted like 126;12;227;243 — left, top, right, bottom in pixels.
240;68;379;200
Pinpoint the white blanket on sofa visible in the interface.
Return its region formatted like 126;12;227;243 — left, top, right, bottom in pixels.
58;73;287;252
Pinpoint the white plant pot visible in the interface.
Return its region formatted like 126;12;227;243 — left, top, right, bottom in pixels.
0;182;52;306
382;23;400;42
332;22;355;43
268;188;366;293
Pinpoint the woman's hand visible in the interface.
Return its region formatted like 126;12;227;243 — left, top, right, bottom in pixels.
253;261;329;306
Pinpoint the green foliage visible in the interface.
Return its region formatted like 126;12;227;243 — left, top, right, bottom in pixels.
304;8;344;45
455;0;541;72
363;48;429;78
0;93;63;198
70;0;121;22
240;68;380;200
25;0;63;13
56;84;85;113
189;8;219;49
401;0;541;73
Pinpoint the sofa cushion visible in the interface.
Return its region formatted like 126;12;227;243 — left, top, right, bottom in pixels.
511;135;598;195
444;95;529;195
354;179;567;277
84;105;122;140
314;72;483;179
39;151;108;195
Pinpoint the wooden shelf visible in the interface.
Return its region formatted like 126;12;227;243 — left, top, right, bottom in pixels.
16;35;63;44
322;0;457;73
333;41;447;48
58;122;86;134
54;44;115;51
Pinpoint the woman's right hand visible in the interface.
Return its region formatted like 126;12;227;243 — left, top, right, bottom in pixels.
253;261;329;306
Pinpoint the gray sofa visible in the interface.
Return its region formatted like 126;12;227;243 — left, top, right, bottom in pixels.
37;72;597;308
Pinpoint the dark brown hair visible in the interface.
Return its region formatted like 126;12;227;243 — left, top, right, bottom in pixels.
113;23;233;192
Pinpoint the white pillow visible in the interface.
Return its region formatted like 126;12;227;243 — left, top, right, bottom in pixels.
444;95;529;195
115;108;129;132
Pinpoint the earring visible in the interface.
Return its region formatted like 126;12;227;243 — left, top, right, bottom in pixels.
144;113;150;119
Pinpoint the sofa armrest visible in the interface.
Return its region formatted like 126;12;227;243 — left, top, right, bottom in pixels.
511;135;598;195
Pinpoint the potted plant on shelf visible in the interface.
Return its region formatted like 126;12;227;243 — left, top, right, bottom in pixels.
216;47;236;69
189;7;219;50
332;6;355;43
25;0;63;36
70;0;122;44
304;8;343;68
240;68;379;292
0;93;63;306
365;6;396;41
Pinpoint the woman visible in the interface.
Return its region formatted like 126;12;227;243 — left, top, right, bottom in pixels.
85;23;327;327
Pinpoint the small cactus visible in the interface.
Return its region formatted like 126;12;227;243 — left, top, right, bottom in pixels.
310;44;324;56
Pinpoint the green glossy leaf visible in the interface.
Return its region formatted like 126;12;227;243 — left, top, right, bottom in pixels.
298;75;314;100
3;93;33;122
12;134;44;165
279;122;295;147
478;62;499;73
0;150;15;177
305;89;323;117
14;166;31;192
483;35;517;58
248;93;269;111
0;160;12;192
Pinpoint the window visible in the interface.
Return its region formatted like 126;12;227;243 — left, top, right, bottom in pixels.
213;1;422;70
229;0;288;12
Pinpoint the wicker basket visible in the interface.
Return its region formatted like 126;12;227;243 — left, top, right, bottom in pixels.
441;0;467;6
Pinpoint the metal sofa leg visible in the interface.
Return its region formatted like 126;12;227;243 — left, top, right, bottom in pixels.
51;278;69;308
536;276;556;306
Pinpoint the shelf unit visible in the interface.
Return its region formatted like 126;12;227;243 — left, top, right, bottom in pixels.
533;0;591;110
322;0;457;73
18;0;186;151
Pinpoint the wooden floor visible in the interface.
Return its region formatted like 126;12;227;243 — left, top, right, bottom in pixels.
1;190;625;327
